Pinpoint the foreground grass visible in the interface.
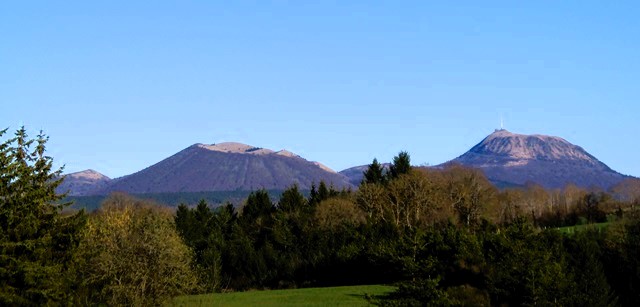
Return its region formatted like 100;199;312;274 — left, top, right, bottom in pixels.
171;284;395;307
556;221;610;234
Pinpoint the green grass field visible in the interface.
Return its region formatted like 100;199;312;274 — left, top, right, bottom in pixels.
556;222;611;234
171;284;395;307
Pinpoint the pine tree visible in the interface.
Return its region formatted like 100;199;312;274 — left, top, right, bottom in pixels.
241;190;274;223
362;158;385;185
0;127;85;305
278;185;307;212
318;181;330;202
309;182;320;206
175;203;194;239
388;151;412;180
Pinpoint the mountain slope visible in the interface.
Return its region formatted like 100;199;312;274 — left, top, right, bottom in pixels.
93;142;351;195
448;129;627;189
57;169;111;196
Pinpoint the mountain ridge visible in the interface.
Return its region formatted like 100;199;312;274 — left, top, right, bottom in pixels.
60;131;632;196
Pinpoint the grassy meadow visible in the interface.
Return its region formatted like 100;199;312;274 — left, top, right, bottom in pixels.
555;221;611;234
171;285;395;307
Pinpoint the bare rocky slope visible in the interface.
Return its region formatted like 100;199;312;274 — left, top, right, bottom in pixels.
91;142;352;195
57;169;111;196
447;129;628;189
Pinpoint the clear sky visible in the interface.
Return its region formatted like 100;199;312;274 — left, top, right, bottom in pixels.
2;1;639;178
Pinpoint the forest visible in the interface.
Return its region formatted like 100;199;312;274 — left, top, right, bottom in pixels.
2;127;640;306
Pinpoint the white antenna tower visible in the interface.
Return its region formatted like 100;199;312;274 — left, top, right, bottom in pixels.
500;115;504;130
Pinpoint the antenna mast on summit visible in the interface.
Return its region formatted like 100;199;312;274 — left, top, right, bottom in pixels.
500;115;504;130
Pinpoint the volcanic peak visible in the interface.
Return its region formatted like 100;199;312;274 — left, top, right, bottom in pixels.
469;129;598;163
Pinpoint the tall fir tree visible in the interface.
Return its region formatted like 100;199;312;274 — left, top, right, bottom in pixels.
318;181;330;203
309;182;320;206
175;203;194;239
362;158;386;185
0;127;86;305
388;151;412;180
241;189;274;223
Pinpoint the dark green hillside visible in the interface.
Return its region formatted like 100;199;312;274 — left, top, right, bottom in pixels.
65;189;288;211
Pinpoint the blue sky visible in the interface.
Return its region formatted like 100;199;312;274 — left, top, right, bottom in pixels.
2;1;639;178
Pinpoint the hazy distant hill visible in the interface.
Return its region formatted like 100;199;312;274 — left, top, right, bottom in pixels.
57;169;111;196
91;142;352;195
447;129;628;189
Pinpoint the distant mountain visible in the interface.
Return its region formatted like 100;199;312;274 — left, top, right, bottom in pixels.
339;163;391;186
57;169;111;196
447;129;628;189
91;142;352;195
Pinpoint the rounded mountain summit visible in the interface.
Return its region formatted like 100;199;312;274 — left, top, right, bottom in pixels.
90;142;352;195
448;129;628;189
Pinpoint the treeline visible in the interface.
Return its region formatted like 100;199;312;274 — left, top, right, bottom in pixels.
3;128;640;306
64;189;286;211
175;152;640;305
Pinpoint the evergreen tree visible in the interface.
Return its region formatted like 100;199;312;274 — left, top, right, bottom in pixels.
0;127;86;305
565;230;618;306
215;202;238;237
388;151;412;180
241;190;274;223
239;189;275;252
318;181;330;203
278;185;307;213
193;199;214;239
175;203;194;239
363;158;385;185
309;182;320;206
483;220;573;306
